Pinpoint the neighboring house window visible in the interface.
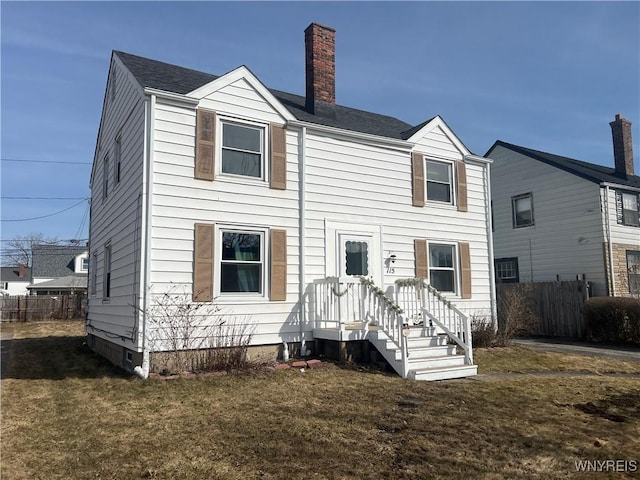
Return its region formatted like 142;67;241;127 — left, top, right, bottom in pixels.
114;135;122;185
103;153;109;200
512;193;534;228
221;121;264;179
627;250;640;295
2;282;8;290
617;192;640;227
426;160;453;204
495;257;519;283
220;229;264;294
91;253;97;296
81;257;89;272
103;244;112;299
429;243;456;293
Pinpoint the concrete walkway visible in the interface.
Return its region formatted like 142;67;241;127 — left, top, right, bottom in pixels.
514;337;640;363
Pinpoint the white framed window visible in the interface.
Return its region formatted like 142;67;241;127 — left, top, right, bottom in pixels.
103;244;112;299
114;135;122;185
91;253;97;296
512;193;534;228
429;243;457;293
627;250;640;295
495;257;519;283
622;192;640;227
220;120;265;179
103;153;109;200
218;227;266;297
426;159;453;204
81;257;89;272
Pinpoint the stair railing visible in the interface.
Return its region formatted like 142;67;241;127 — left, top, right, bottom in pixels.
396;278;473;365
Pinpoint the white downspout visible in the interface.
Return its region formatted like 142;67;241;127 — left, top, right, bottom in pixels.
604;185;615;297
299;126;309;356
134;94;156;379
486;163;497;324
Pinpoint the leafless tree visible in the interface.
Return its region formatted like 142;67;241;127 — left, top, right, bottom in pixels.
1;233;60;267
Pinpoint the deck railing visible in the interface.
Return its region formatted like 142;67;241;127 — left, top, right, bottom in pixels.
396;278;473;365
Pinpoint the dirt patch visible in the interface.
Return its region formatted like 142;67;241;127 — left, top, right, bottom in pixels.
575;391;640;423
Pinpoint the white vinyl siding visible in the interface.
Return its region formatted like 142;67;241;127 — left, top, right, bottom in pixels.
490;145;607;295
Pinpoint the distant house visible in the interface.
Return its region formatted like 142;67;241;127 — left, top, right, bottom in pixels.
28;245;89;296
0;264;31;295
87;22;495;380
486;114;640;297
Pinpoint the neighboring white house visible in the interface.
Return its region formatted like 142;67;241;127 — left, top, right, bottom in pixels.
87;23;495;380
0;264;31;296
486;114;640;298
28;245;89;296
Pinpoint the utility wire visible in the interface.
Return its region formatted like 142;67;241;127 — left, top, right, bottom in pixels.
1;199;88;222
1;196;88;200
1;158;91;165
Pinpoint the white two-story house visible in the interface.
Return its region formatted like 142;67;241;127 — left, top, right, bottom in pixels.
87;23;495;380
487;114;639;297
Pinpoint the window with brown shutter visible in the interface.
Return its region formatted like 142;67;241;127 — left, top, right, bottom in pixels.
414;239;428;278
459;242;472;299
270;229;287;301
412;153;425;207
270;124;287;190
456;161;468;212
195;109;216;181
193;223;214;302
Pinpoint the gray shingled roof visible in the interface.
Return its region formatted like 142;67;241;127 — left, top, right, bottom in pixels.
486;140;640;189
1;266;32;283
114;51;415;140
27;275;87;290
31;245;88;278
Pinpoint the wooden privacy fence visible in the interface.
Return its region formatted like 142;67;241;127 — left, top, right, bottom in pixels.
0;294;86;322
496;280;589;338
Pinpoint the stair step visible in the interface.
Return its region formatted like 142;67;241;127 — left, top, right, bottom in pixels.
408;364;478;381
393;344;456;361
407;354;466;368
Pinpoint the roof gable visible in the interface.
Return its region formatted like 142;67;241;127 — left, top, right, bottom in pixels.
31;245;88;278
486;140;640;189
113;51;415;140
405;116;471;156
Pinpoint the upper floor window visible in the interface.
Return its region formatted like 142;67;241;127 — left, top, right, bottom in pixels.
114;135;122;185
429;243;456;293
103;244;112;299
426;160;453;204
617;191;640;227
103;154;109;200
81;257;89;272
512;193;534;228
221;121;264;179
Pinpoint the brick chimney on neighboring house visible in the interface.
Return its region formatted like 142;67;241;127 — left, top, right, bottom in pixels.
610;114;635;178
305;22;336;118
18;262;25;278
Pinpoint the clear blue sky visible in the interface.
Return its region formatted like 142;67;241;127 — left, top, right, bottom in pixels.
1;1;639;256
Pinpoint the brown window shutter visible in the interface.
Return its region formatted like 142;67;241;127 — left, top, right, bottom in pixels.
270;124;287;190
459;242;472;299
195;109;216;181
457;161;468;212
414;239;428;279
270;229;287;301
411;153;425;207
193;223;214;302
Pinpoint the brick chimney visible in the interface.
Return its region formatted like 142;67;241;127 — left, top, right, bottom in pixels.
305;22;336;117
609;114;634;178
18;262;25;278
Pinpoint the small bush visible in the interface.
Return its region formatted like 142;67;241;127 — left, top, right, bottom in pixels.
584;297;640;345
496;284;537;345
471;316;497;348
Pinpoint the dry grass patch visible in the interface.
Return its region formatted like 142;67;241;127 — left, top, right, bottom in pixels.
474;345;640;375
2;321;639;480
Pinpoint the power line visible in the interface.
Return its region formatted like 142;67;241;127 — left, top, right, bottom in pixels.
1;158;91;165
1;199;88;222
1;196;88;200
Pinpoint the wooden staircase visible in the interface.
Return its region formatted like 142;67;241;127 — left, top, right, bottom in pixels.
368;325;477;381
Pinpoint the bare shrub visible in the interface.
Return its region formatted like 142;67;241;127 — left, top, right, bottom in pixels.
139;285;255;374
496;284;537;345
471;315;497;348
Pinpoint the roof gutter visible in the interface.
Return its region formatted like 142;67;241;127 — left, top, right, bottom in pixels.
143;87;200;106
287;119;414;152
464;153;493;165
600;181;640;193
